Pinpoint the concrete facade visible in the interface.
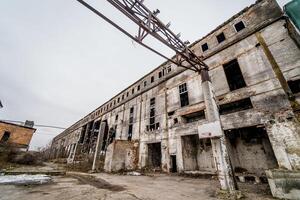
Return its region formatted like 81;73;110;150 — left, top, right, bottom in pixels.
0;121;36;150
50;0;300;197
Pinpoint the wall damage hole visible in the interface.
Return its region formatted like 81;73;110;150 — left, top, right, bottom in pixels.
147;142;162;169
219;98;253;115
181;135;215;172
225;126;278;178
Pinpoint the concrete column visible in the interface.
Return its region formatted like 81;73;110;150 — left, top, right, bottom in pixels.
200;70;237;192
92;120;106;172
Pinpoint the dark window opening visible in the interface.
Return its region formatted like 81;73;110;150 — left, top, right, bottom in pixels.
174;118;178;124
182;110;205;123
288;79;300;94
1;131;11;142
201;43;209;52
117;98;120;103
151;76;154;83
167;66;172;73
132;88;135;94
150;98;155;106
144;81;147;87
122;95;124;100
127;92;129;97
115;115;118;121
219;98;253;115
234;21;245;32
168;111;175;116
223;59;246;91
216;32;226;43
79;125;87;144
128;124;133;141
137;85;140;91
129;107;134;124
114;100;116;105
159;72;162;78
179;83;189;107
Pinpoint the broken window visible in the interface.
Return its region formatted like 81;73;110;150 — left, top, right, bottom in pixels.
129;107;134;124
234;21;246;32
223;59;246;91
179;83;189;107
151;76;154;83
167;66;172;73
216;32;226;43
201;43;209;52
219;98;253;115
182;110;205;123
288;79;300;94
0;131;11;142
149;98;157;131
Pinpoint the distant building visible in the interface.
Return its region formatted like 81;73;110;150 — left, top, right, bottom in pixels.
0;121;36;151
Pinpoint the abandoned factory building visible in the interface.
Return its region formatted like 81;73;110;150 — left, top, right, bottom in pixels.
0;121;36;151
50;0;300;188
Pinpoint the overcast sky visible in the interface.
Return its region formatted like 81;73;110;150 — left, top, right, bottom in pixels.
0;0;290;150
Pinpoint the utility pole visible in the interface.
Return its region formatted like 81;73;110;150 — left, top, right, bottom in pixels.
77;0;237;192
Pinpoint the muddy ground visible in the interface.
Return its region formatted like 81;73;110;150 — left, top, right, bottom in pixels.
0;173;275;200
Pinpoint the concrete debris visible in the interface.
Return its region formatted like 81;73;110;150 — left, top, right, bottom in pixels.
0;174;52;185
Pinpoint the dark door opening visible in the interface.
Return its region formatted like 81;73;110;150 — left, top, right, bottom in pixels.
170;155;177;173
147;142;162;168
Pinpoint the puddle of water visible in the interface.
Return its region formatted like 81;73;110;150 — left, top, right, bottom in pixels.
0;174;52;185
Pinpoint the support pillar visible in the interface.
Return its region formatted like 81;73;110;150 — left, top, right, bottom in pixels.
200;70;237;193
92;120;106;172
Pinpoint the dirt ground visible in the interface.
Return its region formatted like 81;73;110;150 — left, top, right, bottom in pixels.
0;172;275;200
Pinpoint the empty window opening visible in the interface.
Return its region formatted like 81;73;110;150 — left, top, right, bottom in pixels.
234;21;246;32
167;66;172;73
127;92;129;97
174;118;178;124
132;88;135;94
93;121;101;137
219;98;253;115
179;83;189;107
114;100;116;105
151;76;154;83
223;59;246;91
168;111;175;116
201;43;209;52
159;71;162;78
129;107;134;124
79;125;87;144
181;135;215;172
115;115;118;121
117;98;120;103
137;85;140;91
128;124;133;141
101;122;109;151
170;155;177;173
288;79;300;94
216;32;226;43
147;143;162;168
85;121;94;144
1;131;11;142
224;126;278;177
148;98;159;131
144;81;147;87
182;110;205;123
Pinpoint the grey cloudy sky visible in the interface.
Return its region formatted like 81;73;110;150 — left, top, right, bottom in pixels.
0;0;290;150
